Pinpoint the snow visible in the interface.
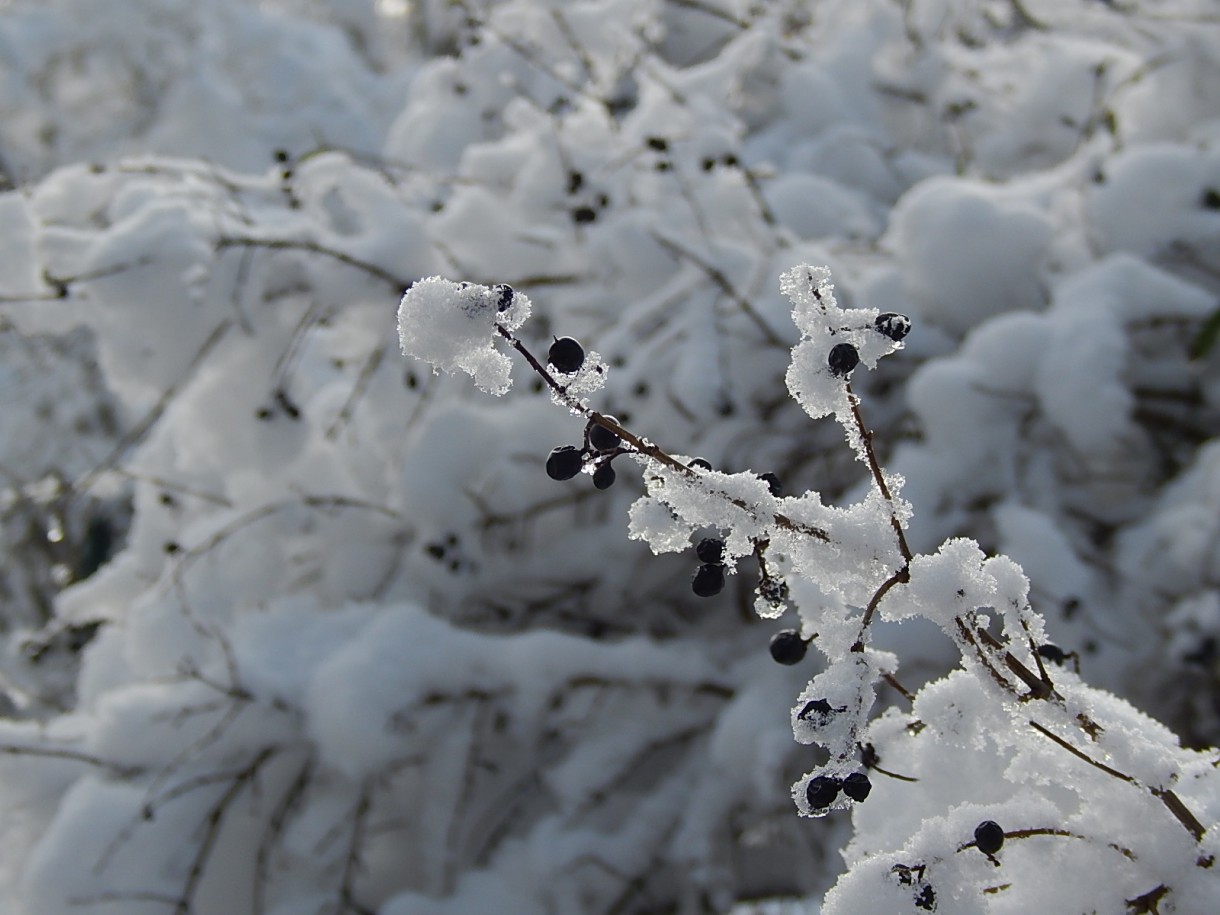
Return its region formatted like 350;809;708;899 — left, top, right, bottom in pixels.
397;276;532;395
2;1;1220;913
887;177;1053;336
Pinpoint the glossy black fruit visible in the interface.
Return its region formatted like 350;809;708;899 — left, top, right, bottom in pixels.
806;775;841;809
592;462;616;490
588;418;621;452
548;337;585;374
695;538;724;564
688;457;713;470
974;820;1004;855
546;445;584;481
797;698;835;722
691;563;725;597
842;772;872;802
769;629;808;665
828;342;860;377
874;312;911;342
760;472;783;496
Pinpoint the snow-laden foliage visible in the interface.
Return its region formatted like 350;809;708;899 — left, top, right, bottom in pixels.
400;264;1220;913
0;0;1218;913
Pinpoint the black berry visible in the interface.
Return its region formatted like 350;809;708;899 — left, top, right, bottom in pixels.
688;457;713;470
874;312;911;342
695;538;724;564
914;885;936;911
827;342;860;377
592;462;616;490
548;337;585;374
691;563;725;597
760;577;789;605
769;629;808;665
805;775;841;809
493;283;514;312
842;772;872;802
588;418;621;452
572;205;597;224
760;472;783;496
797;698;836;722
546;445;584;481
1037;644;1066;665
974;820;1004;855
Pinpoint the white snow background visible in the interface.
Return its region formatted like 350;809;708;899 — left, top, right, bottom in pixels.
0;1;1218;913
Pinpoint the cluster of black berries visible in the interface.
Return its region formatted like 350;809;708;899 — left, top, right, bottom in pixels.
825;311;911;379
546;413;624;490
543;335;625;489
806;770;873;810
691;537;726;597
885;822;1001;912
892;864;935;911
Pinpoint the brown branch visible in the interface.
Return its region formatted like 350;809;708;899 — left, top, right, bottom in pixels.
956;617;1018;694
495;324;830;543
846;386;911;563
1127;884;1170;914
853;566;911;648
1030;720;1208;843
957;825;1136;860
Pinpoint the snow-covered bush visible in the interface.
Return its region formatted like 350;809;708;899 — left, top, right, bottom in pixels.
399;266;1220;913
0;0;1217;913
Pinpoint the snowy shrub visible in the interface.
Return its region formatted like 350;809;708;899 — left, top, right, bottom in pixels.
0;0;1217;913
399;265;1220;914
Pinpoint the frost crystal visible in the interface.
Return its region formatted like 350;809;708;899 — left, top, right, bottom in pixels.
397;277;531;395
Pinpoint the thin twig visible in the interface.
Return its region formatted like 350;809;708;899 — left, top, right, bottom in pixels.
846;386;911;563
0;742;142;777
217;237;410;290
335;783;375;915
956;825;1135;860
649;232;786;347
1029;720;1207;843
495;323;830;543
173;746;279;915
254;755;314;915
71;320;233;503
